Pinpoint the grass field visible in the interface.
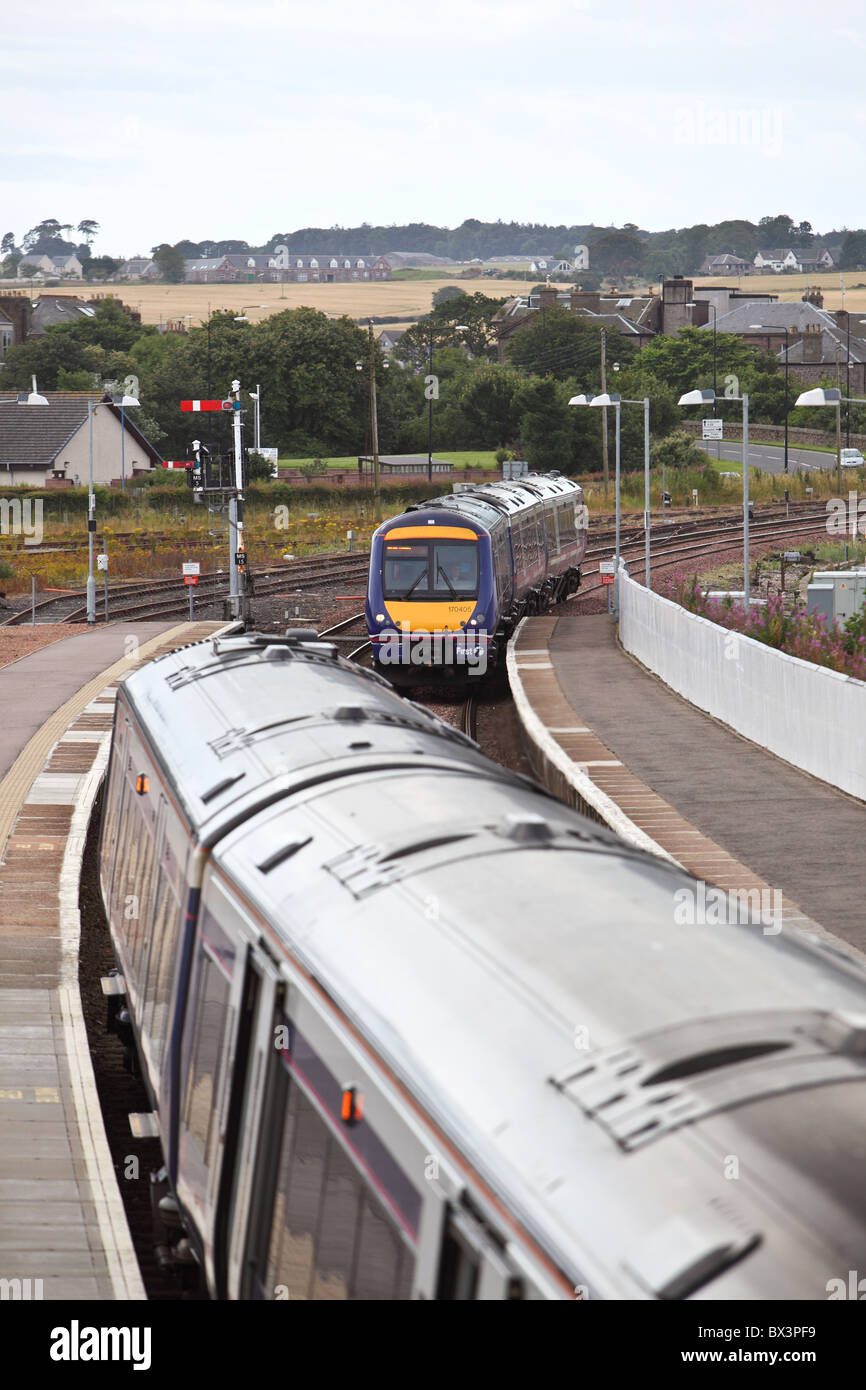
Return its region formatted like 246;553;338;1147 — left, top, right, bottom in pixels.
109;277;532;328
280;451;499;470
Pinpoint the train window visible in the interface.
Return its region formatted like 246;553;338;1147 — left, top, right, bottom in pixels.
382;540;478;599
545;507;558;554
140;832;181;1063
250;1057;415;1300
183;950;232;1172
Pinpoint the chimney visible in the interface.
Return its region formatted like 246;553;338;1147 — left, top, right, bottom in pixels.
539;285;558;311
801;324;823;363
570;288;601;313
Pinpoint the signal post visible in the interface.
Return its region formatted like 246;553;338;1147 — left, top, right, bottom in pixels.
181;382;250;622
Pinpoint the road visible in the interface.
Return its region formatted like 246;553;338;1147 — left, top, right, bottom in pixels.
696;441;852;476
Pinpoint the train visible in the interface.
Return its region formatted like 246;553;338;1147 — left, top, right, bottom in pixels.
365;472;588;686
98;629;866;1300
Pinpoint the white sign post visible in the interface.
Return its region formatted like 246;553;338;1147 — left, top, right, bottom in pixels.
97;552;109;620
182;561;200;621
702;418;723;441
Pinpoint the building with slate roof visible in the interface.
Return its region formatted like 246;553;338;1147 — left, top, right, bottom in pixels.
0;392;162;487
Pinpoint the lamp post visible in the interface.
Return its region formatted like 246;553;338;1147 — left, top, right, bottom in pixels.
791;386;866;493
750;322;789;473
112;393;140;491
687;299;720;461
680;387;750;608
87;396;97;624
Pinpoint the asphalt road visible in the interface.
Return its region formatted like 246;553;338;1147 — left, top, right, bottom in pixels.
696;441;858;476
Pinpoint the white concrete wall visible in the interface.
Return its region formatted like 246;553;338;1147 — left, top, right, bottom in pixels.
619;573;866;802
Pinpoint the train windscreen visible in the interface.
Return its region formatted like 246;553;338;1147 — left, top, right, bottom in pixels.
383;540;479;599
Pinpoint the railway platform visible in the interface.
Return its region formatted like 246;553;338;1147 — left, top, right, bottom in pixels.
509;612;866;960
0;620;226;1299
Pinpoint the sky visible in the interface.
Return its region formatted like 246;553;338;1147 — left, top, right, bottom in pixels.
3;0;866;256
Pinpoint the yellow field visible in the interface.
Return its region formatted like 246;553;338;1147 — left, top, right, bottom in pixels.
693;270;866;313
113;276;536;329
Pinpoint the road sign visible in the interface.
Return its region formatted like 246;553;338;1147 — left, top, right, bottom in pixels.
662;491;671;505
182;562;201;577
702;418;724;440
97;553;108;571
598;560;616;575
183;575;199;586
235;551;247;568
600;573;615;586
180;400;225;412
784;551;802;561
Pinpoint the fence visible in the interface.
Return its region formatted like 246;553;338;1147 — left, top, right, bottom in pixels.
618;573;866;802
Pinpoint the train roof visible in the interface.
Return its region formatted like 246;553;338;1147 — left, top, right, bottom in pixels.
117;631;503;843
212;729;866;1299
385;473;582;532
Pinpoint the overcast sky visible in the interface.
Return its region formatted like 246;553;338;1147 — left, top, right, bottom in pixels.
4;0;865;255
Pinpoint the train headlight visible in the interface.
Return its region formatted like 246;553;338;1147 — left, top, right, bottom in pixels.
375;613;386;622
469;619;477;626
475;613;484;623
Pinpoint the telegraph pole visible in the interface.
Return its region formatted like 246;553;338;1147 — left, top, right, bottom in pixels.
369;326;380;509
600;327;610;496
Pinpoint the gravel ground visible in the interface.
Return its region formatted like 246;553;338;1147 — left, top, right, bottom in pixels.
0;624;89;668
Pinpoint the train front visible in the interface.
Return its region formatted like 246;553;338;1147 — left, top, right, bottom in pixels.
366;509;496;686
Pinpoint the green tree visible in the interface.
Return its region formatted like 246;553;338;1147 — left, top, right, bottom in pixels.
432;285;464;306
506;306;635;383
84;255;122;281
588;229;645;279
76;219;100;246
152;243;186;283
651;430;706;471
1;232;15;255
840;231;866;270
516;376;572;471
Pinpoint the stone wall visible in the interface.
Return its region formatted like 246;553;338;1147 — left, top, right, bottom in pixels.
679;419;866;451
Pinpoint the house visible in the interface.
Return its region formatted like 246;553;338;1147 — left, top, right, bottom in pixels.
492;284;658;361
267;248;391;283
185;251;392;283
17;253;84;280
378;329;405;354
0;392;162;487
114;258;158;280
184;257;241;283
27;295;139;337
698;252;751;276
530;258;574;275
753;248;803;273
697;301;866;395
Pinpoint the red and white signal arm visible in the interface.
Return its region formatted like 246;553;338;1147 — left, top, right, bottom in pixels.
180;400;224;412
162;461;190;469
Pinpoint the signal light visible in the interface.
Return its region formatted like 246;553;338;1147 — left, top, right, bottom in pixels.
340;1086;364;1126
135;774;149;795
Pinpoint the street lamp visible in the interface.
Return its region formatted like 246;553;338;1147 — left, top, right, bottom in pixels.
750;322;790;473
687;300;720;462
112;393;139;491
570;391;652;599
793;386;849;491
680;387;752;608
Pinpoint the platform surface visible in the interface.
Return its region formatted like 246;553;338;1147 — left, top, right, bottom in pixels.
517;612;866;957
0;620;224;1299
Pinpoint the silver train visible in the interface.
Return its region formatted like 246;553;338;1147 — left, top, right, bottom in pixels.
98;630;866;1300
